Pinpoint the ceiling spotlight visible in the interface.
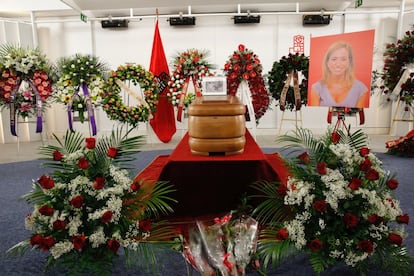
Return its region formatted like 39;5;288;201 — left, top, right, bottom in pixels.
234;15;261;24
169;14;196;26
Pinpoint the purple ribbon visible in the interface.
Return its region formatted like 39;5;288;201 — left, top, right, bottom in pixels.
67;83;97;135
9;80;21;136
28;80;43;133
67;87;79;132
81;83;97;136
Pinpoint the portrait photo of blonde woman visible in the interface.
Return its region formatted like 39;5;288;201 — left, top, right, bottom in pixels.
308;30;374;108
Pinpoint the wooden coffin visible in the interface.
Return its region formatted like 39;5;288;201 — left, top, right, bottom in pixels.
187;95;246;155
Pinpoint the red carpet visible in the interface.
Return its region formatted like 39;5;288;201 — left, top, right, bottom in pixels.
135;130;289;218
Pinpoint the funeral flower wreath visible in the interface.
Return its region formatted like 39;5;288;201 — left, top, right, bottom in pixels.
267;53;309;111
375;28;414;107
0;45;53;119
7;128;178;275
53;54;107;123
252;128;413;275
101;63;159;127
167;49;213;107
223;44;270;123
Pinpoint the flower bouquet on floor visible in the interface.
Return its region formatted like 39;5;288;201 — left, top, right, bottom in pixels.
251;127;414;275
7;127;178;275
182;213;259;276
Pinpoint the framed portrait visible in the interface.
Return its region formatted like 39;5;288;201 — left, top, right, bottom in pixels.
202;76;227;96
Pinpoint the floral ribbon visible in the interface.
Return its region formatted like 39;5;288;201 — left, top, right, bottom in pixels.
279;70;301;111
177;75;202;122
8;79;43;136
27;80;44;134
8;80;21;136
385;129;414;148
67;83;97;136
114;79;149;108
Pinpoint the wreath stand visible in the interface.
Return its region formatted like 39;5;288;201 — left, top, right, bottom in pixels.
236;80;256;140
388;67;414;136
278;110;303;135
14;116;48;152
278;70;303;135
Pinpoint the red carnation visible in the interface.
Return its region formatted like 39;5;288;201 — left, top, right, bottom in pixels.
366;169;379;181
359;147;370;157
238;44;245;52
348;177;362;190
368;214;383;225
72;235;87;250
30;234;43;246
38;205;54;216
298;152;310;164
313;200;327;213
37;175;55;190
93;177;106;190
52;219;67;230
101;210;113;224
139;220;152;232
388;233;403;246
359;158;372;171
70;195;84;208
358;240;374;254
386;178;399;190
130;180;141;192
309;239;323;252
396;214;409;224
276;228;289;241
316;162;327;175
331;131;340;143
77;157;89;169
85;137;96;149
343;213;358;228
107;147;118;158
107;239;120;253
39;236;55;251
52;150;63;161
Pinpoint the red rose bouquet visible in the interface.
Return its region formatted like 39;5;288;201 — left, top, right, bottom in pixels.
252;128;413;275
7;128;178;275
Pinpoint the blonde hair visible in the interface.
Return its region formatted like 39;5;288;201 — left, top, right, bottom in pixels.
321;41;355;87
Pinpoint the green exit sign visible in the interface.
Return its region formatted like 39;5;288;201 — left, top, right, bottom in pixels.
355;0;363;8
80;13;87;23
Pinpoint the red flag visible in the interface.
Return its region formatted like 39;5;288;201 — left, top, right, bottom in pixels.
149;19;176;143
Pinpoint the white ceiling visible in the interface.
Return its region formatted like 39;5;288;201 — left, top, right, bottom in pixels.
1;0;414;20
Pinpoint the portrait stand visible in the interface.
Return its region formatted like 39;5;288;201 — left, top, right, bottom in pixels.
278;110;302;135
328;107;362;135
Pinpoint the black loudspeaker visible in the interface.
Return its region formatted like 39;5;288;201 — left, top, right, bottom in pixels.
169;17;196;26
302;15;331;25
234;15;261;24
101;19;128;29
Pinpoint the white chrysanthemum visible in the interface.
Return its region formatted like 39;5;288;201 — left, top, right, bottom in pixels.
345;251;369;267
50;241;74;259
284;177;314;206
369;223;388;240
64;150;84;164
319;219;326;230
67;215;82;236
106;196;123;223
25;215;36;231
285;218;307;249
89;227;107;248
